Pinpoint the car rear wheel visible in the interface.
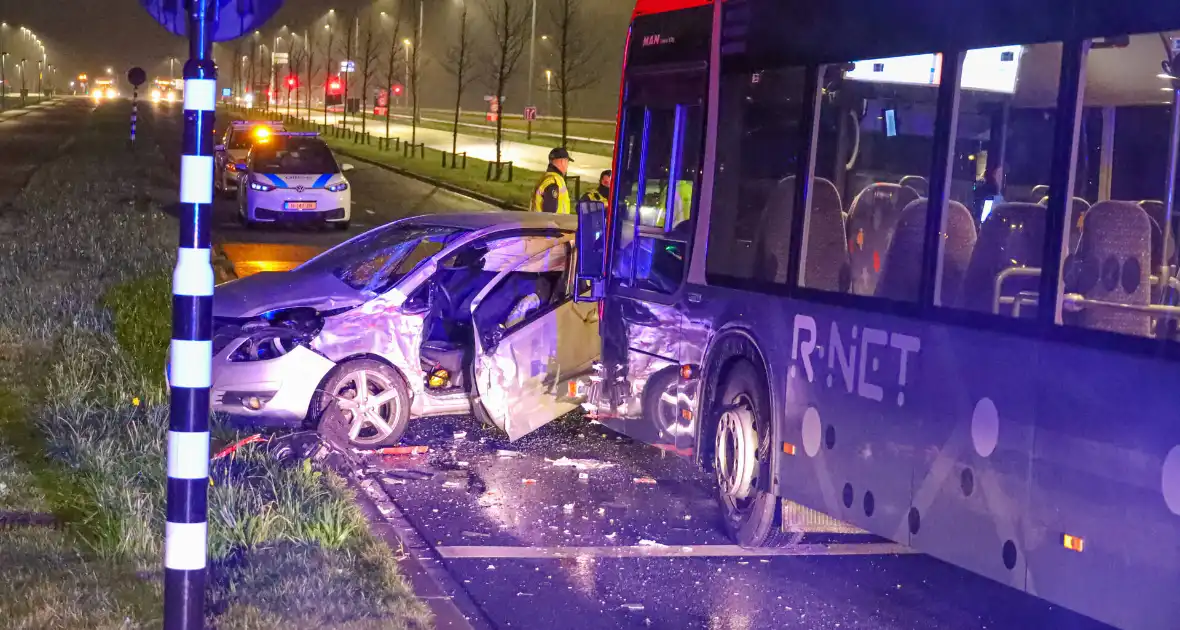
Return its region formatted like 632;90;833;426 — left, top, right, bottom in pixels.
311;359;410;450
710;359;802;548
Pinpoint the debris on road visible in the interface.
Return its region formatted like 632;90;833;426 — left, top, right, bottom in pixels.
633;477;658;485
362;445;429;456
578;472;590;481
547;456;616;470
522;478;538;485
212;434;265;460
638;539;667;548
563;503;575;512
462;530;492;538
497;449;523;458
453;431;468;439
621;603;645;612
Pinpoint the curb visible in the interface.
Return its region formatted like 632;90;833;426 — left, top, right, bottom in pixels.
306;440;494;630
335;149;529;213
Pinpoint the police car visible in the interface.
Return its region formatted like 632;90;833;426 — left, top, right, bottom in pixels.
214;120;285;197
237;131;354;230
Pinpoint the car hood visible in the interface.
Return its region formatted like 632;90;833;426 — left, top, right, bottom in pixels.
213;269;370;318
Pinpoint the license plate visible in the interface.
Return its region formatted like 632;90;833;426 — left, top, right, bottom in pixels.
284;201;317;210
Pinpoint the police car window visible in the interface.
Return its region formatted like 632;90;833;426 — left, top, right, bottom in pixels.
228;129;254;149
253;138;339;175
299;225;467;292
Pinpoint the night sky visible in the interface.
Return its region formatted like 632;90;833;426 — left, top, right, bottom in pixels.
1;0;633;118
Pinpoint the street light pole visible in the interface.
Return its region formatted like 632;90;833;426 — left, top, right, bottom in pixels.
527;0;536;140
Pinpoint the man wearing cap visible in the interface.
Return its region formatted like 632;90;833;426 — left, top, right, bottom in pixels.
579;169;611;210
532;147;574;214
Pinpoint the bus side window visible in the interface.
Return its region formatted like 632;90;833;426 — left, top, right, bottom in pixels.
704;66;808;286
805;53;941;301
940;41;1064;318
1056;32;1178;342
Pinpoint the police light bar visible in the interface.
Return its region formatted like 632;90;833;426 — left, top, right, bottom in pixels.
231;120;284;127
274;132;320;137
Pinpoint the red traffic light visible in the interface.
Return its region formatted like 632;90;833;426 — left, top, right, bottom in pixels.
286;75;298;89
392;83;403;96
328;76;342;93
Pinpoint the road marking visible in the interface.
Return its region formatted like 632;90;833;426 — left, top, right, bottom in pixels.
435;542;916;559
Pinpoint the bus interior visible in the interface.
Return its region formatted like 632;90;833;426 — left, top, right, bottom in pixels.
713;32;1180;343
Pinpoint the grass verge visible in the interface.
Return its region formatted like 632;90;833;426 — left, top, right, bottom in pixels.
0;101;429;629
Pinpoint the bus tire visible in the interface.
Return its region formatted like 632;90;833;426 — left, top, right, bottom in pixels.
710;359;799;548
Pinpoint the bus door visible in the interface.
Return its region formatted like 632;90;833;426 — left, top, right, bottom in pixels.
601;68;706;452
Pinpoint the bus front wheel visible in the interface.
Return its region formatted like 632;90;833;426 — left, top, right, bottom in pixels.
711;359;800;548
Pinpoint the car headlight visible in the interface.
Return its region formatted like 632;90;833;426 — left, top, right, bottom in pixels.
326;181;349;193
249;178;276;192
152;89;162;100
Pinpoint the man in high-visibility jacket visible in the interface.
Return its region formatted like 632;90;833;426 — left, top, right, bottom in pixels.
531;147;574;214
655;179;694;229
579;170;611;209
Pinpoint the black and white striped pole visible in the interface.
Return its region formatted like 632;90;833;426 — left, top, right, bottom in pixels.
139;1;284;626
164;3;216;629
127;67;146;147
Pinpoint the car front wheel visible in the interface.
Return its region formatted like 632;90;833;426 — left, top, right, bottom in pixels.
311;359;410;450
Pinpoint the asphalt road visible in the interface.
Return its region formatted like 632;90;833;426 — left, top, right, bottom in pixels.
145;99;496;271
353;415;1116;630
135;98;1115;630
0;98;89;206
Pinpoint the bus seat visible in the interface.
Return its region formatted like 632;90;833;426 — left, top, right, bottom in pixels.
961;202;1046;315
1047;197;1091;254
754;176;845;288
1068;201;1152;337
1137;200;1176;269
876;199;977;304
846;183;920;296
899;175;928;197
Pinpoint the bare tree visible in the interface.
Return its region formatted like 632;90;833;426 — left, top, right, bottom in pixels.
358;12;384;136
548;0;603;145
409;12;425;147
381;10;406;145
442;4;479;160
323;25;337;125
339;13;358;130
304;30;317;120
480;0;530;173
285;36;301;118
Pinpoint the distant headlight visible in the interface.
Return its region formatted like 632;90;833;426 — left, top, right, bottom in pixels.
326;181;349;193
151;89;162;101
249;178;276;192
105;88;116;98
165;91;176;102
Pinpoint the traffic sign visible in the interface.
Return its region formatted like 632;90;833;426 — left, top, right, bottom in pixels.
340;60;356;73
524;106;538;121
139;0;283;42
272;52;289;65
128;67;147;87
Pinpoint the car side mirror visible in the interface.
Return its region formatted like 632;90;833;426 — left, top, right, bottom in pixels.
341;163;355;172
215;144;225;152
574;199;608;302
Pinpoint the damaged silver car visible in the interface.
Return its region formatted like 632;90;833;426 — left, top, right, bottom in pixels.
199;212;601;447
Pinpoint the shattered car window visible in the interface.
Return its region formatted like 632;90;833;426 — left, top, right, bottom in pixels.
298;224;467;292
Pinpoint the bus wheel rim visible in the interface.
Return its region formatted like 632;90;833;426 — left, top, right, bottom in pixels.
716;394;758;503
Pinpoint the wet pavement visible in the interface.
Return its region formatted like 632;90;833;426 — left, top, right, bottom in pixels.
146;102;497;275
0;98;87;206
351;414;1116;630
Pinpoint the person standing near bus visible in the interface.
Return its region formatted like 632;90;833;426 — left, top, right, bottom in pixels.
579;169;612;209
532;147;574;214
655;178;694;229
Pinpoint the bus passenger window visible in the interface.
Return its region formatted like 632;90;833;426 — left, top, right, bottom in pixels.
704;66;808;285
805;53;941;301
1057;32;1179;341
942;41;1063;317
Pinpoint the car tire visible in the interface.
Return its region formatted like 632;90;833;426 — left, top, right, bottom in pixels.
709;359;801;549
310;359;411;450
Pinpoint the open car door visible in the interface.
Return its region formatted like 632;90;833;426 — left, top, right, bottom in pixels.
470;236;601;440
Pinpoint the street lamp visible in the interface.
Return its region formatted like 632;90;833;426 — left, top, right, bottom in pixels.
545;68;552;115
403;38;411;108
527;0;538;139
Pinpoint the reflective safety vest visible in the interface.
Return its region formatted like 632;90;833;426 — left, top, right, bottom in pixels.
580;188;609;210
655;180;694;229
531;171;571;214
